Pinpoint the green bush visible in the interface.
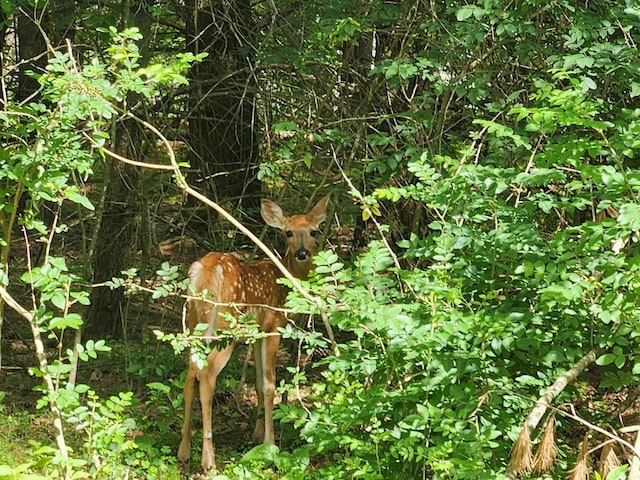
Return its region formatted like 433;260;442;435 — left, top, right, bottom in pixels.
277;68;640;478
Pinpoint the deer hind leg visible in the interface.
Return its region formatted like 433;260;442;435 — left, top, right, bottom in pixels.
199;343;235;471
252;332;281;444
178;360;198;470
252;338;265;443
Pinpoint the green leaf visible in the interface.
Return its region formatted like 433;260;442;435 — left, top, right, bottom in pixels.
273;121;297;133
618;203;640;230
49;313;83;330
50;292;68;310
240;443;280;464
276;448;310;473
67;191;95;210
303;152;313;169
580;76;597;91
596;353;616;366
456;5;483;21
147;382;171;394
49;257;68;271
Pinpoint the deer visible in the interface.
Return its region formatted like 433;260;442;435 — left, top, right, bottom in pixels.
177;194;330;472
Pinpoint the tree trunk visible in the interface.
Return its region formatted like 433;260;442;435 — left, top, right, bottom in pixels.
183;0;260;217
15;12;48;103
85;154;139;338
85;6;152;338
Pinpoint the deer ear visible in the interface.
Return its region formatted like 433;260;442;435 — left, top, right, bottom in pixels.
310;194;330;225
261;199;287;229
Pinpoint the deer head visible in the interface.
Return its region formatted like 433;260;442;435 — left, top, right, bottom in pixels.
260;194;330;279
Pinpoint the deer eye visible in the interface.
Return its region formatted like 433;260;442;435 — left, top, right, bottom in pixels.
285;230;293;238
310;230;318;238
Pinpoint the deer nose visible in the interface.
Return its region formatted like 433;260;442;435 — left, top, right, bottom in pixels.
294;248;310;261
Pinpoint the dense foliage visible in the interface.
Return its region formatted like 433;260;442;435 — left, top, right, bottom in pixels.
1;0;640;479
269;2;640;476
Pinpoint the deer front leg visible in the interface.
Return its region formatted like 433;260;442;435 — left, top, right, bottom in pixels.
178;361;197;470
262;333;281;444
199;344;235;471
253;333;281;444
